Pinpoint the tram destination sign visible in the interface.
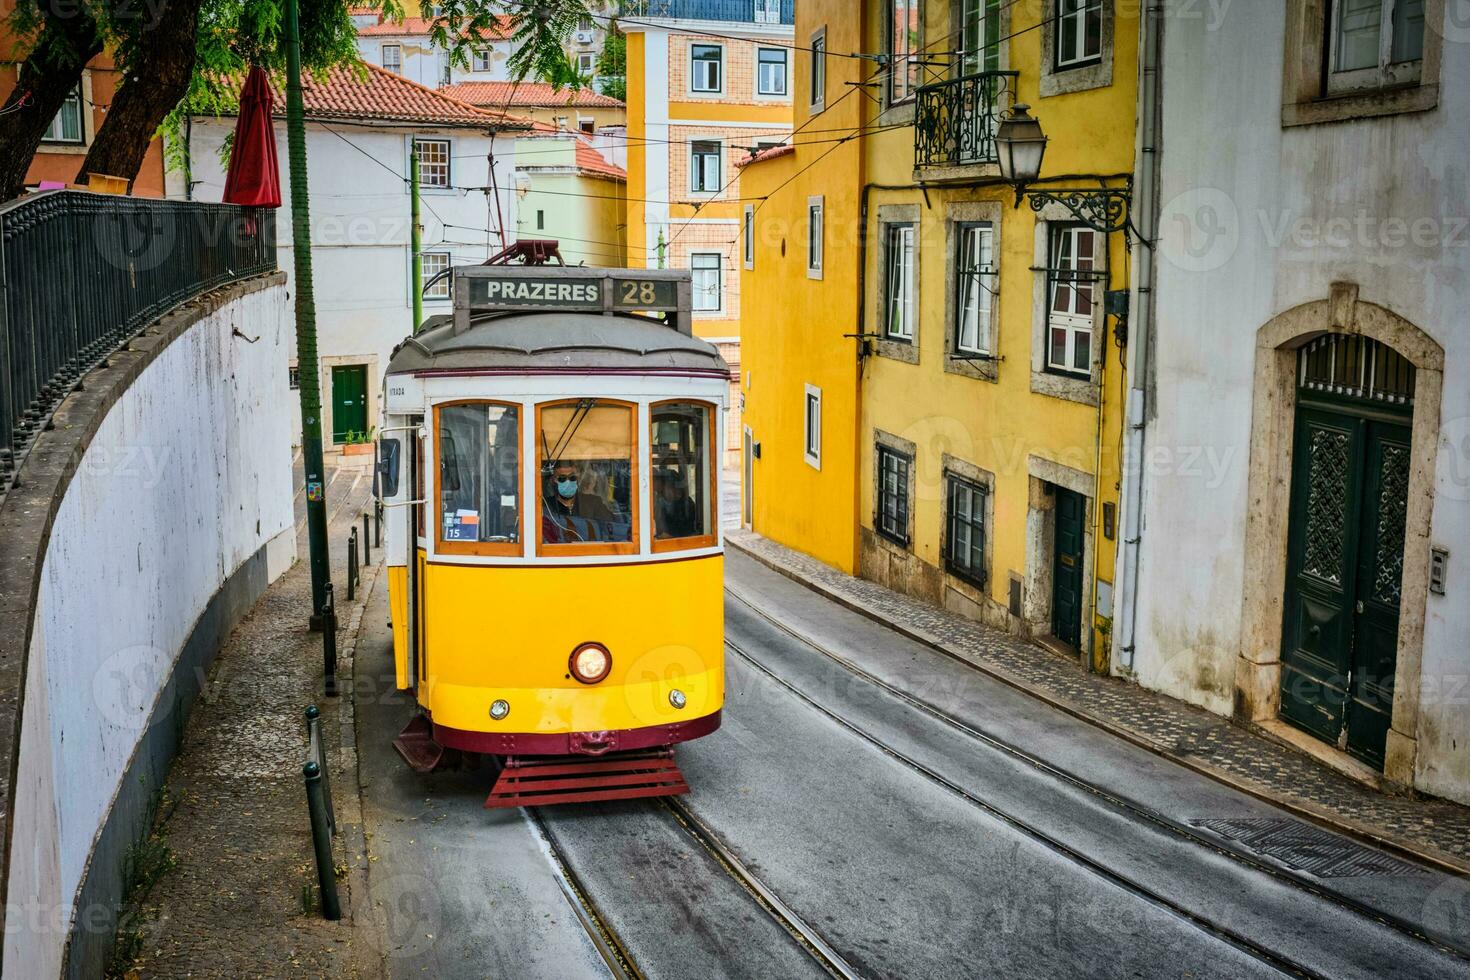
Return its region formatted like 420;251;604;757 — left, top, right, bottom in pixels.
464;273;682;313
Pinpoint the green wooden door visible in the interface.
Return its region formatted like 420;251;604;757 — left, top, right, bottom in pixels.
331;365;368;442
1280;406;1410;769
1052;487;1085;648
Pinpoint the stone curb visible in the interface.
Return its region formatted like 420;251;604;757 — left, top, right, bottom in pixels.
726;534;1470;878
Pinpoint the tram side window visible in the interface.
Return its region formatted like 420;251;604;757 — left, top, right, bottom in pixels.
539;401;635;548
438;403;520;546
651;402;713;547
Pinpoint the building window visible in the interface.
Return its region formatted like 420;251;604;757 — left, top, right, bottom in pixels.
414;138;450;188
41;86;84;144
1055;0;1103;70
876;446;912;546
757;47;788;96
579;117;596;134
804;384;822;469
807;197;824;278
536;209;545;231
691;253;722;313
691;43;723;93
1046;225;1097;376
578;52;596;76
1328;0;1425;94
288;366;301;390
690;139;722;193
382;43;402;74
420;251;451;300
883;223;916;341
438;52;452;86
959;0;1000;76
945;474;988;588
810;28;827;110
889;0;920;103
955;222;995;355
472;48;492;71
743;204;755;270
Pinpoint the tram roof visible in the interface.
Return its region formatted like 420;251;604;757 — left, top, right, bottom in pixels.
386;311;729;376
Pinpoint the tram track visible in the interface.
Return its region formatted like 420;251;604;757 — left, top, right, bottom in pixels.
724;585;1470;966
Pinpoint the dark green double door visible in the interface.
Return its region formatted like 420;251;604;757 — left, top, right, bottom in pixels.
1280;404;1410;769
1052;487;1086;649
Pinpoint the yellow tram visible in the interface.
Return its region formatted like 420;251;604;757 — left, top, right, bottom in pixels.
378;266;727;807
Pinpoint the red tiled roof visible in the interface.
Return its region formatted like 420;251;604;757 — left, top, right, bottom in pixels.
738;143;795;167
257;62;534;129
574;139;626;181
357;14;516;39
439;80;624;109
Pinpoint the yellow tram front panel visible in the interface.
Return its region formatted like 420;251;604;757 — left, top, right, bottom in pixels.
412;554;724;735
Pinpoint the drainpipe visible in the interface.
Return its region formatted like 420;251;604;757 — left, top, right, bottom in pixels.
1116;0;1163;671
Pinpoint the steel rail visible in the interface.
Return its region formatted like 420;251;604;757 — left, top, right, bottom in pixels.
722;632;1326;980
725;586;1470;963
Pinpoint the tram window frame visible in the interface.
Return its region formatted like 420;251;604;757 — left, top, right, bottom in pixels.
650;400;719;554
433;401;523;558
535;399;641;558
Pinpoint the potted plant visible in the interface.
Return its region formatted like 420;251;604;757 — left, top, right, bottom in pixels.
341;427;375;456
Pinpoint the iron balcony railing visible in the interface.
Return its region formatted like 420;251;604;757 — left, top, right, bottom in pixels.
914;70;1020;170
619;0;794;24
0;191;276;492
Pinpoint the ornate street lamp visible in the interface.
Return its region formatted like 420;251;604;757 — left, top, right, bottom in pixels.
995;104;1133;235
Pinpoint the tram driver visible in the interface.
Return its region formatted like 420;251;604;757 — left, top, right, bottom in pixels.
542;460;624;543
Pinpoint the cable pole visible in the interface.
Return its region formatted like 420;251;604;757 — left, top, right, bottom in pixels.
284;0;331;626
411;143;424;333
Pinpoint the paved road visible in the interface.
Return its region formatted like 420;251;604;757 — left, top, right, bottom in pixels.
355;550;1470;979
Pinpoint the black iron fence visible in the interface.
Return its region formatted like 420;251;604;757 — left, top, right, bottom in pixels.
913;71;1020;170
0;191;276;492
619;0;794;24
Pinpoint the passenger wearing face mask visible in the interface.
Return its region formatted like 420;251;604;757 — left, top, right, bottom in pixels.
541;460;618;543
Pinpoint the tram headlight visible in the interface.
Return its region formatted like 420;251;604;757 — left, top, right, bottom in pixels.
669;689;687;710
569;642;612;684
489;699;510;720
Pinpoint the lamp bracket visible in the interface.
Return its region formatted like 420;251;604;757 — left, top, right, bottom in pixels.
1017;186;1133;235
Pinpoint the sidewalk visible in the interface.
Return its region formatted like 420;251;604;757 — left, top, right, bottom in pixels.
726;529;1470;875
119;459;382;978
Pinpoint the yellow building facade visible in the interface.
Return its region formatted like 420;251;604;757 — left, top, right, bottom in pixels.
741;0;1139;669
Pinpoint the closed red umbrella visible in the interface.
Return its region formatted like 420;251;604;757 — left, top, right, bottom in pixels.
222;65;281;208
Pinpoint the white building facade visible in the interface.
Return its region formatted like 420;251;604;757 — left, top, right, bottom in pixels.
1117;1;1470;804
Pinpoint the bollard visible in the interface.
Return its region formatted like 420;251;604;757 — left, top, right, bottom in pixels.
347;529;358;602
303;761;342;920
304;706;336;835
362;512;371;564
374;499;382;548
322;583;338;698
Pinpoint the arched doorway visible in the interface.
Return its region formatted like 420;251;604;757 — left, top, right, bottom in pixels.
1279;334;1415;769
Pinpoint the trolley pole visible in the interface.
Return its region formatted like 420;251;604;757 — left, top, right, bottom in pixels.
284;0;331;625
410;145;424;334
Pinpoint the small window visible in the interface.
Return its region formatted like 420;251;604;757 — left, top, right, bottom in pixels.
757;47;788;96
578;52;596;76
41;86;84;144
810;28;828;109
382;43;402;74
579;117;596;134
691;43;723;93
538;401;636;553
1327;0;1425;94
883;223;916;341
420;251;451;300
1047;225;1097;376
288;366;301;390
955;222;995;355
1055;0;1103;70
743;204;755;270
945;474;988;587
536;209;545;231
691;253;722;313
438;402;521;553
472;48;492;72
803;384;821;469
651;401;715;550
889;0;920;103
876;446;912;546
438;52;452;86
415;138;450;188
690;139;722;193
807;197;824;277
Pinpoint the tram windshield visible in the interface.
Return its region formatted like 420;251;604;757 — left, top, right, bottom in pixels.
651;402;712;545
438;403;520;545
539;401;635;547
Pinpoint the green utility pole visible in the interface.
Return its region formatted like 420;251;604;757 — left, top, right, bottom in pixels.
284;0;331;625
410;144;424;333
656;230;666;269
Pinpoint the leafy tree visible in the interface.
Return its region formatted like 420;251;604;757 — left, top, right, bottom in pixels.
594;23;625;101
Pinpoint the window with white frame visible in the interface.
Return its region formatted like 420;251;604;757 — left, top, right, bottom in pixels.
438;52;452;86
691;43;723;93
883;223;916;341
955;222;995;355
959;0;1000;76
889;0;920;103
1046;225;1097;376
1055;0;1103;70
691;253;722;313
690;139;722;193
578;52;596;76
382;43;402;73
807;197;824;277
1327;0;1425;94
472;48;492;71
743;204;755;270
41;85;84;143
804;384;822;468
420;251;451;300
757;47;788;96
810;28;827;109
414;138;450;188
